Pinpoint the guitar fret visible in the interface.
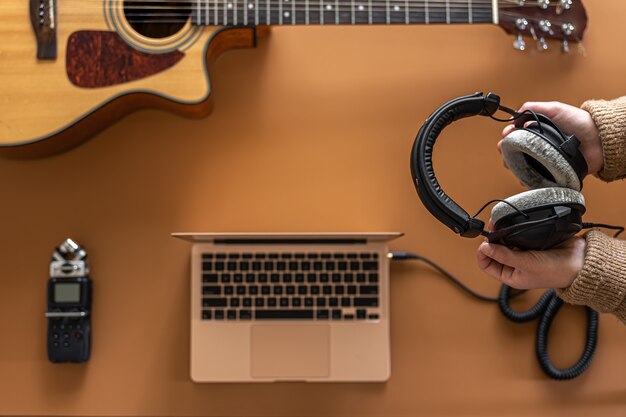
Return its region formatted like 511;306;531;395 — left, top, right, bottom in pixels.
190;0;494;26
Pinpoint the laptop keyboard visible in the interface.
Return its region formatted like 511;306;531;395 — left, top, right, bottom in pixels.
200;252;380;321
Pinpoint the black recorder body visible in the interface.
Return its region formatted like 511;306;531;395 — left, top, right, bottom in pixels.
46;239;92;363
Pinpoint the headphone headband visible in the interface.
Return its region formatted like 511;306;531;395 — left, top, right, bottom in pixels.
410;92;502;237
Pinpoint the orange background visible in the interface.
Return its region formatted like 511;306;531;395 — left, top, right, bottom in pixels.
1;1;626;416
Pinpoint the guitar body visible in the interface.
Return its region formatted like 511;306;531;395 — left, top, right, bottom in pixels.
0;0;257;157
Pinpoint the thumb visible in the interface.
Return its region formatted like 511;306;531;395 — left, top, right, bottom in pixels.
478;242;533;270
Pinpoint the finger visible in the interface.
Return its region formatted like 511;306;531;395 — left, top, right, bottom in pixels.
518;102;557;116
502;125;516;137
478;242;525;270
476;248;516;283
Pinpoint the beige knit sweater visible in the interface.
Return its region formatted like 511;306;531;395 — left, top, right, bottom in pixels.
557;97;626;323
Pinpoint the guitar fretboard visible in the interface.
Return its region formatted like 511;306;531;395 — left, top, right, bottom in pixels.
191;0;495;26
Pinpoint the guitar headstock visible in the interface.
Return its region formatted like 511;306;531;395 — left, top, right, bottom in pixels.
498;0;588;53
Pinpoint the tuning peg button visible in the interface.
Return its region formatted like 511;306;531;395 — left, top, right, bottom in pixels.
514;34;526;51
537;36;548;51
562;39;570;53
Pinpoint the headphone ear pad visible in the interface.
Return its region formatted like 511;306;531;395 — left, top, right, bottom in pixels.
501;129;582;191
490;188;586;250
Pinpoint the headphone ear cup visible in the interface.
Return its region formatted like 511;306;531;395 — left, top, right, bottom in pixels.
490;188;586;250
501;129;582;191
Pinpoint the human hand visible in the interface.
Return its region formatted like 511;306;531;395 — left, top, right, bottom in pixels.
500;101;603;175
476;236;586;290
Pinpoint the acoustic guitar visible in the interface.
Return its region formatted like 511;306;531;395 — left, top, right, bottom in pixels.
0;0;587;157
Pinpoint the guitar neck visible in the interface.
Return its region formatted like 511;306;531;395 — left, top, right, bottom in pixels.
191;0;497;26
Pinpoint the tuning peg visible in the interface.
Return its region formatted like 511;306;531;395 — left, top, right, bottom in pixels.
514;34;526;51
537;36;548;51
538;0;550;9
562;39;570;53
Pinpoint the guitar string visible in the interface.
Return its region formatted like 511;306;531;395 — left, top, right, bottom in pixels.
22;1;563;11
52;4;566;19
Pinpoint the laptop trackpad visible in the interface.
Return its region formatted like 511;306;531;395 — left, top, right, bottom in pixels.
251;325;330;379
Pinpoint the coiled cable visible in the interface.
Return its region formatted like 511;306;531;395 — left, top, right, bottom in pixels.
390;251;599;380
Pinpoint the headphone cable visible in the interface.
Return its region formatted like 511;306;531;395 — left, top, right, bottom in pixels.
388;250;599;380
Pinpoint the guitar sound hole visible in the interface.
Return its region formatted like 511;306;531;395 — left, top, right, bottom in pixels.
124;1;191;39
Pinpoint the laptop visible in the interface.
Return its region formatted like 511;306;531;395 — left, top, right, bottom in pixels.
172;232;402;382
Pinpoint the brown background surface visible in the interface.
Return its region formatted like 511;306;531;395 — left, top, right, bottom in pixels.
1;1;626;416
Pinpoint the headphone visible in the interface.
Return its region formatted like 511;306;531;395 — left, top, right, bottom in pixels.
410;92;588;250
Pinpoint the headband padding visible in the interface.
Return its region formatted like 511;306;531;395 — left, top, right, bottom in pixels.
501;129;582;191
491;187;585;224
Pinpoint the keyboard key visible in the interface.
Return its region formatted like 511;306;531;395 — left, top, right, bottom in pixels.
268;253;279;259
255;310;314;319
344;273;354;283
344;314;355;320
202;310;212;320
313;261;323;271
298;286;308;295
239;261;249;271
240;310;252;320
216;253;227;259
332;309;342;320
234;273;243;283
368;273;379;283
359;285;379;295
255;297;265;307
334;286;345;295
243;298;252;307
280;297;289;307
254;253;266;259
242;253;253;259
307;273;317;283
350;261;360;271
202;262;213;271
307;253;319;259
261;285;271;295
292;297;302;307
258;273;268;283
236;285;246;295
354;297;379;307
252;261;262;271
227;310;237;320
356;273;366;283
347;253;358;259
220;274;231;283
301;261;311;271
214;310;225;320
273;286;283;295
271;274;280;283
267;298;277;307
359;253;372;259
325;261;336;271
224;286;234;295
202;286;221;295
294;253;305;259
202;273;218;283
331;273;341;283
215;262;225;271
321;253;332;259
338;261;347;271
356;309;367;319
310;285;320;295
264;261;274;271
295;273;305;283
317;309;330;319
316;298;326;307
203;298;227;307
363;261;379;271
319;273;329;283
329;297;339;307
229;298;240;307
305;297;314;307
246;274;255;283
341;297;351;307
368;313;380;320
289;261;299;271
227;261;237;271
249;285;259;295
347;285;357;295
286;285;296;295
281;253;292;259
202;253;214;259
283;273;293;283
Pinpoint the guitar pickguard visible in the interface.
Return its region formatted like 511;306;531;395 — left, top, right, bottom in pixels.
66;31;185;89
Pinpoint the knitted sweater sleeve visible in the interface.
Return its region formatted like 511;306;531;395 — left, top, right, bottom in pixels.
557;230;626;324
581;96;626;182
